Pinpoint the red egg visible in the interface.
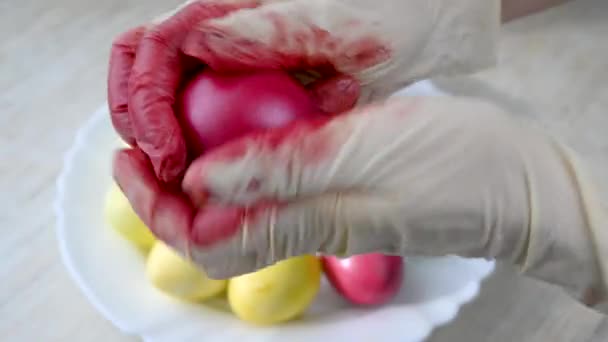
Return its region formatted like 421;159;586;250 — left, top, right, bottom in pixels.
322;254;404;305
176;69;322;155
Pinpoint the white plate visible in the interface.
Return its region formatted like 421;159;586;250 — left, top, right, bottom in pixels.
55;80;495;342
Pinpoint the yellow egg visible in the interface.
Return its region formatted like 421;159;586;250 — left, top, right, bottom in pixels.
228;255;321;325
147;241;227;301
104;183;156;252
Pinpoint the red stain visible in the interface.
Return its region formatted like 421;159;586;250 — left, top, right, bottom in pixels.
108;26;146;145
183;117;339;202
248;117;336;165
206;137;252;161
266;12;289;48
208;117;333;163
113;148;195;252
181;135;251;202
183;13;391;75
163;2;260;42
191;205;243;246
121;1;260;183
191;202;281;247
308;74;360;114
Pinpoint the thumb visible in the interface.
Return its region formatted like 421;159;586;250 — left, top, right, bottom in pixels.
181;0;388;76
182;97;431;207
189;192;399;278
182;116;355;206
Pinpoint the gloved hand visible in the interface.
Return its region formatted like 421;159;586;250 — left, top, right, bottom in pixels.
108;0;500;183
114;96;608;304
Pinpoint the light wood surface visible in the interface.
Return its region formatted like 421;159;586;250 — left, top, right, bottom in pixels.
1;0;607;341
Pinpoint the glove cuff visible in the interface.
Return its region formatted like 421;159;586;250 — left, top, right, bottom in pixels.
515;141;608;304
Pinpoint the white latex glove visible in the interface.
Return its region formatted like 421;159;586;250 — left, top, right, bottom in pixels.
185;0;500;103
109;0;499;183
176;96;606;304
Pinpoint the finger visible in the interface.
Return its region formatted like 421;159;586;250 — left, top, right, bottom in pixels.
307;74;360;115
188;193;398;279
291;71;360;114
113;148;194;254
182;97;425;206
181;1;390;75
182;116;348;206
129;1;259;183
108;26;145;145
187;204;267;278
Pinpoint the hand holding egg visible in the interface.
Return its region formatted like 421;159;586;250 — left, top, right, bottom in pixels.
106;68;405;325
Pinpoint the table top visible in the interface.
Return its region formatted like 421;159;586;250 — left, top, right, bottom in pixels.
1;0;607;341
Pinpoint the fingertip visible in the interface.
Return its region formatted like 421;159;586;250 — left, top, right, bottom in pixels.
182;159;208;207
308;75;360;115
181;26;211;62
113;122;137;147
181;24;253;72
126;18;190;185
180;0;262;71
128;100;189;184
112;147;194;253
112;148;159;213
191;205;244;247
109;107;136;146
149;192;194;254
152;137;189;184
112;148;152;187
182;139;252;203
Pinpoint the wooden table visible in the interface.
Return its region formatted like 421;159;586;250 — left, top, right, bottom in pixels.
1;0;607;340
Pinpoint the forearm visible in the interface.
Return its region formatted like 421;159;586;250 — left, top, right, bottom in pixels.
510;140;608;307
501;0;572;22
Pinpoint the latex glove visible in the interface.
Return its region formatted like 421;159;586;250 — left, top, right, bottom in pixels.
108;0;500;183
114;96;608;304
